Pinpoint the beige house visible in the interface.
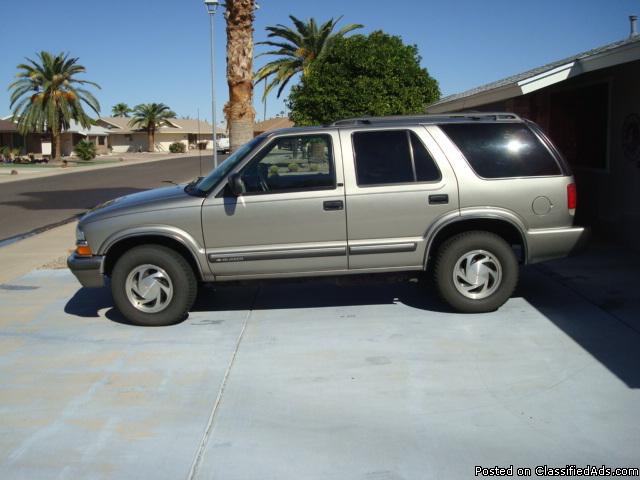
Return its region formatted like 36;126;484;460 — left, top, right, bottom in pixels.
97;117;226;153
60;120;110;156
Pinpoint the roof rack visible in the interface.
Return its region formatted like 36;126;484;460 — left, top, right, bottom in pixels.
331;112;522;126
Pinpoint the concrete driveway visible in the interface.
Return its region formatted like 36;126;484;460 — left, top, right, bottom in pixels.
0;259;639;479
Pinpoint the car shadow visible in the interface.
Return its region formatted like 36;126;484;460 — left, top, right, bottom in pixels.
64;264;640;388
64;276;452;324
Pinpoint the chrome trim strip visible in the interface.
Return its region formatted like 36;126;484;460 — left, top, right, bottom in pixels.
349;242;417;255
208;246;346;263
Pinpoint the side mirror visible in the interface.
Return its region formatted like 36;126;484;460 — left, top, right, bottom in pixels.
228;173;245;196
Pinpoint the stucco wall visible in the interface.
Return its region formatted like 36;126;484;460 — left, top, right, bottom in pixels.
109;133;147;153
155;133;189;152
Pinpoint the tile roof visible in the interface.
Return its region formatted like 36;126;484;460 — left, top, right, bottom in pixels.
98;117;225;135
0;119;17;132
254;117;294;133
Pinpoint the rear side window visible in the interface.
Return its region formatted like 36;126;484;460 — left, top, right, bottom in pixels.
440;123;561;178
353;130;441;186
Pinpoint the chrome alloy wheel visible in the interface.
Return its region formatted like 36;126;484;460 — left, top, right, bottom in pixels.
452;250;502;300
125;264;174;313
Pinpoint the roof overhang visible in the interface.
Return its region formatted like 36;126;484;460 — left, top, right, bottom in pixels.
427;38;640;113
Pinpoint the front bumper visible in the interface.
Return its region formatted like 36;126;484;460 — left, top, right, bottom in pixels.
526;226;590;264
67;253;106;288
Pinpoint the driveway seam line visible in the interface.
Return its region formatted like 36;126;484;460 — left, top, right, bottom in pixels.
186;287;259;480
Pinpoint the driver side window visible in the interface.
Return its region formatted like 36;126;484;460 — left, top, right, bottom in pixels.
240;135;335;194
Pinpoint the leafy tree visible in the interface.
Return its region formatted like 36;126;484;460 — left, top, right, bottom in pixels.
224;0;257;152
129;103;176;152
74;139;97;161
111;103;131;117
8;51;100;161
287;31;440;126
254;15;363;100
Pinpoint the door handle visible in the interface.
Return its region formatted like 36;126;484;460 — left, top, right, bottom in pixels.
429;194;449;205
323;200;344;211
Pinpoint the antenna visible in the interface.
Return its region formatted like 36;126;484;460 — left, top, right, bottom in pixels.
197;108;202;177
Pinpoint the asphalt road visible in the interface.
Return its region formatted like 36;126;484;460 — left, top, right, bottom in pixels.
0;155;223;243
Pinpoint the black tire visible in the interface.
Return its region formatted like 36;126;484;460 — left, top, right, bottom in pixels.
434;231;518;313
111;245;198;326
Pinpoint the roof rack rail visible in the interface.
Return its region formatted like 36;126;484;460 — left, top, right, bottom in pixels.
331;112;522;126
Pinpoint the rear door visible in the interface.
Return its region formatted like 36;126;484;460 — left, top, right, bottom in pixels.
201;132;348;279
340;127;460;270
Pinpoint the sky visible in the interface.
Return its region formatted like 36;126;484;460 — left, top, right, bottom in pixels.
0;0;637;124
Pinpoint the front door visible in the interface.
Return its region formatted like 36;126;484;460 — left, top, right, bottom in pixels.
201;132;347;279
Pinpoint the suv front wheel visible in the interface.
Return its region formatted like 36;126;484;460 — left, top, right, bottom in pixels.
434;231;518;313
111;245;198;326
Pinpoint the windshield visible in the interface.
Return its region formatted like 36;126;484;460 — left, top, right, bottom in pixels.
194;135;266;193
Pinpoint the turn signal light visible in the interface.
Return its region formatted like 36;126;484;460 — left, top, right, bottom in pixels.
76;245;93;256
567;183;577;215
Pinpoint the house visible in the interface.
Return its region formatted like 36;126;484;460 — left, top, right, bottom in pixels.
97;117;225;153
1;118;109;157
254;117;294;136
0;118;48;156
426;22;640;250
60;120;109;156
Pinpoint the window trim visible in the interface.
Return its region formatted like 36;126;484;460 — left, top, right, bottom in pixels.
233;133;337;197
351;129;442;188
439;121;566;181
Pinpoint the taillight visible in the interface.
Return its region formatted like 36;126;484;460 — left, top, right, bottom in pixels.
567;183;577;215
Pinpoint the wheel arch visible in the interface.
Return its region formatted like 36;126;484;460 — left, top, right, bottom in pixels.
102;233;205;281
424;215;528;269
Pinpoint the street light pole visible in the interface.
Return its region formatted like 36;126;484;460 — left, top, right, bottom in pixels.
204;0;221;169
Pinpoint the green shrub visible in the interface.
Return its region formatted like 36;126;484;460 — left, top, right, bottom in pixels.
288;162;299;172
74;140;96;161
309;163;319;172
268;165;279;176
169;142;186;153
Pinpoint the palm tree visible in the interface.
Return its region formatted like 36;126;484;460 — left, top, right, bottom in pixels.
111;103;131;117
254;15;363;100
128;103;176;152
8;51;100;161
224;0;257;152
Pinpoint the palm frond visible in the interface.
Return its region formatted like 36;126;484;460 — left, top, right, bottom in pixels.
255;14;363;99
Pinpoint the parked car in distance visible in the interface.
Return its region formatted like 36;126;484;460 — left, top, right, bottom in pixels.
216;136;230;154
68;113;587;326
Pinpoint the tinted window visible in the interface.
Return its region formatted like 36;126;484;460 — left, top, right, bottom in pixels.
412;133;441;182
240;135;334;194
353;131;441;186
441;123;561;178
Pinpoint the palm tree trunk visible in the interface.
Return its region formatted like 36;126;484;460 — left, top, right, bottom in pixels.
53;129;62;162
148;128;155;152
224;0;256;152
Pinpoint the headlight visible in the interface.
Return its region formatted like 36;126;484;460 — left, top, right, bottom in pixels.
76;225;86;244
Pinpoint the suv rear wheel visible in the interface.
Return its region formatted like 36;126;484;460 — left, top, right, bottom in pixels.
434;231;518;313
111;245;197;326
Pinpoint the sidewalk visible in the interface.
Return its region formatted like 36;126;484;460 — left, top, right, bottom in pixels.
0;150;215;185
0;222;76;284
